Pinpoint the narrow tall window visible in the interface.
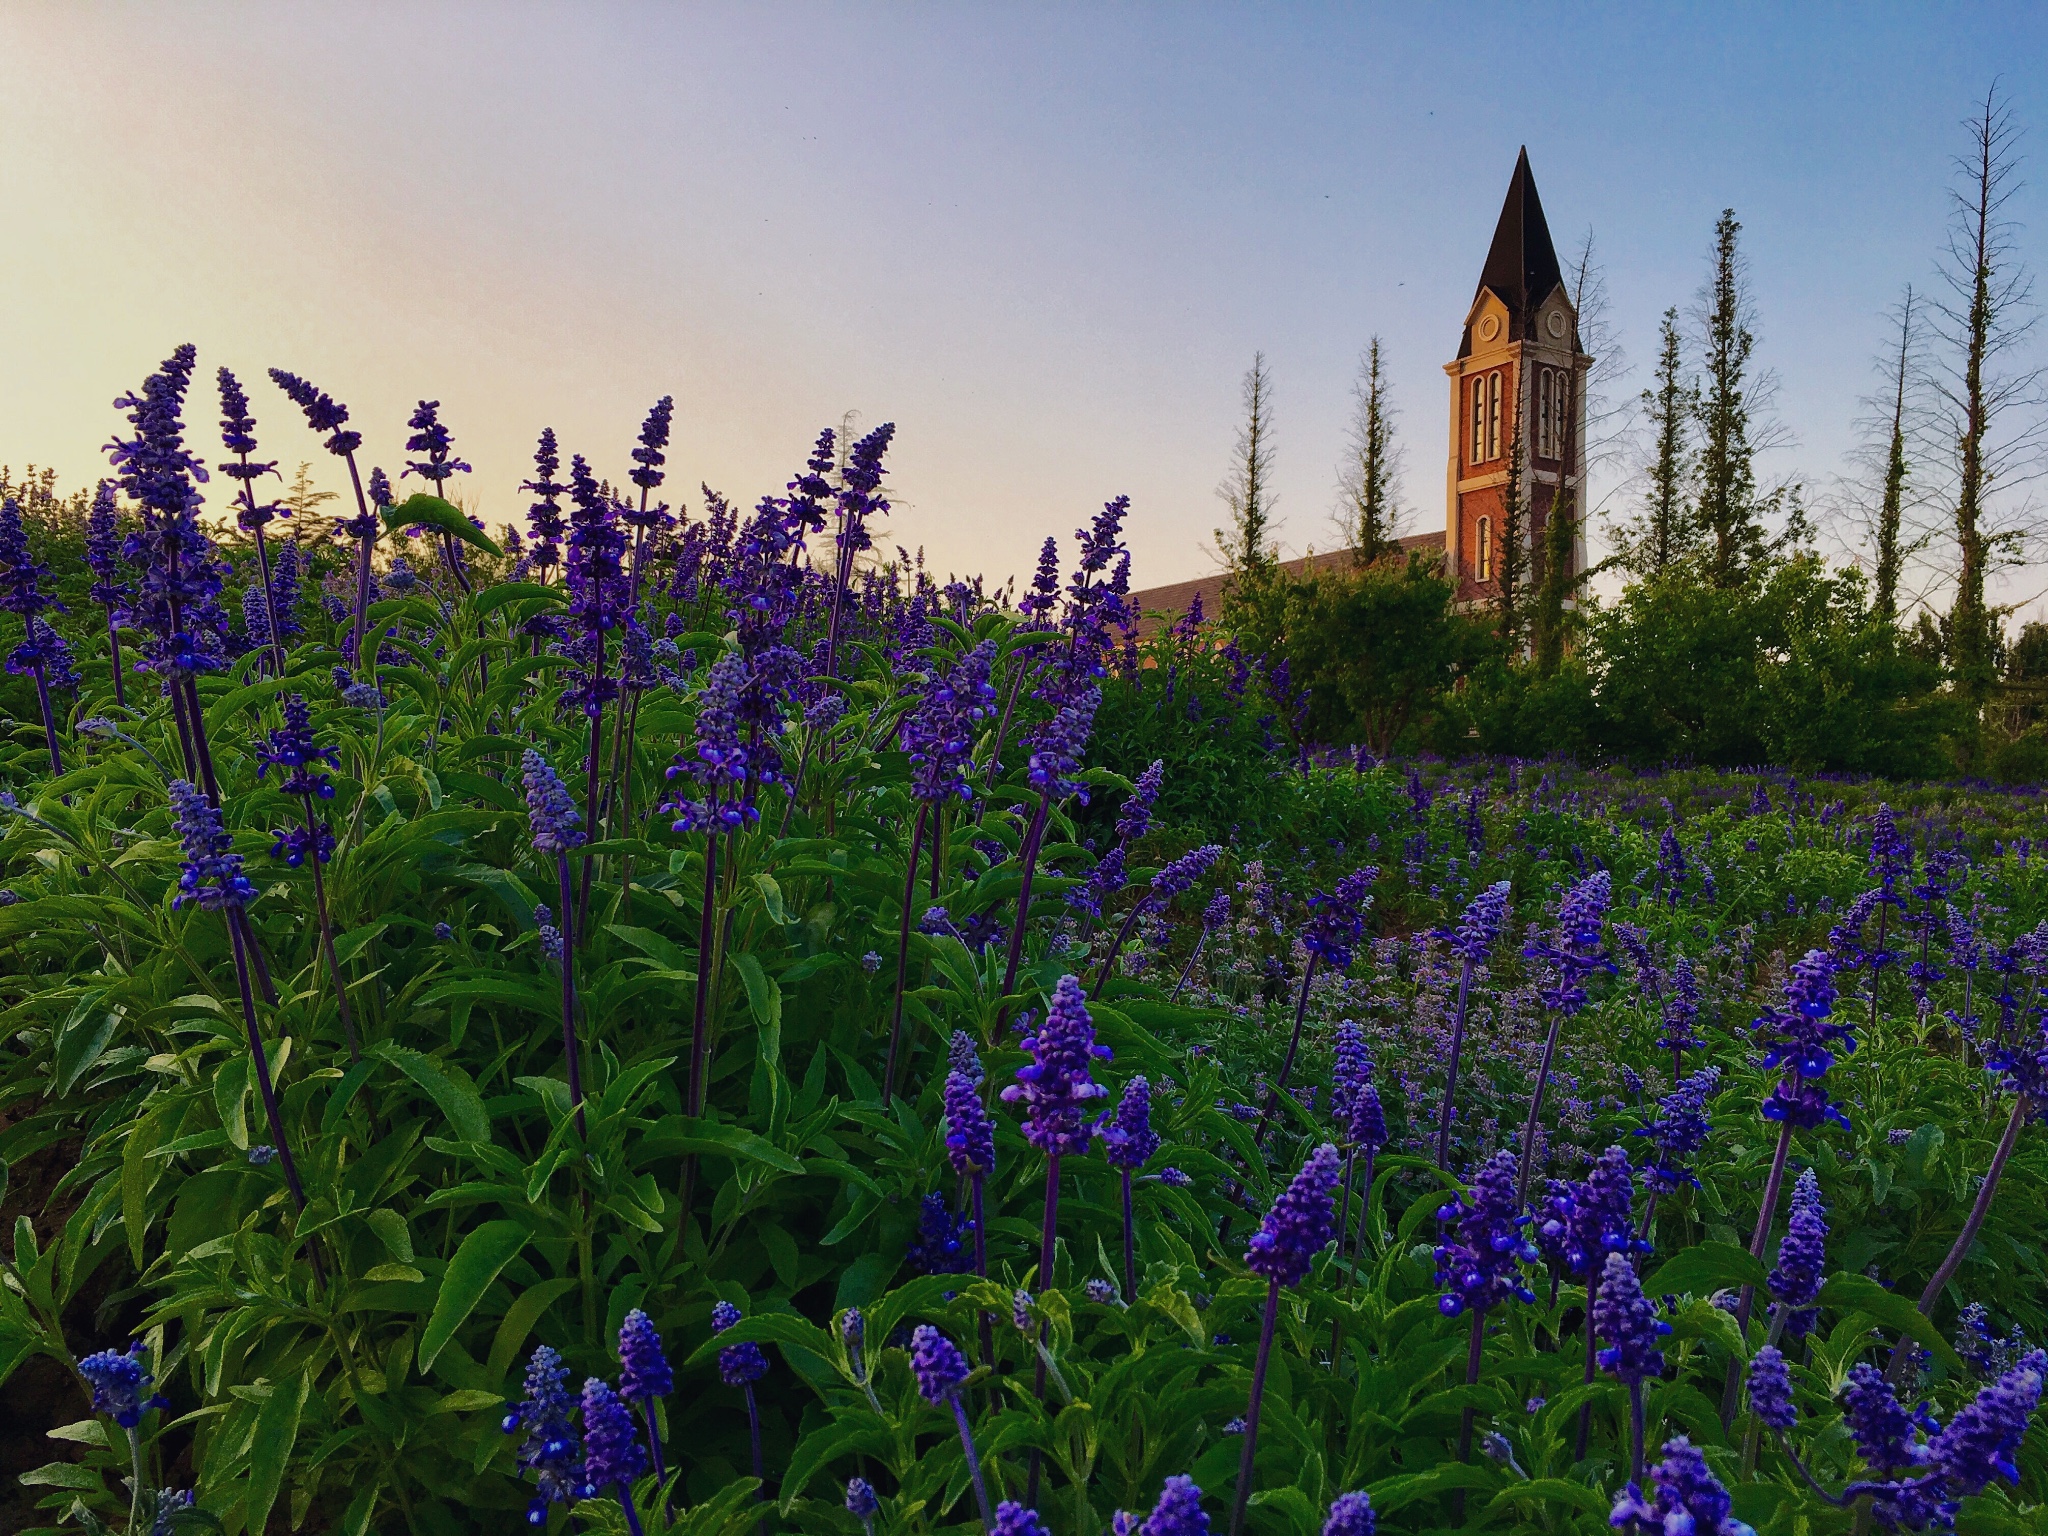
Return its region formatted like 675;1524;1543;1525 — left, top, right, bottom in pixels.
1485;371;1503;460
1476;515;1493;582
1537;367;1555;457
1470;375;1486;465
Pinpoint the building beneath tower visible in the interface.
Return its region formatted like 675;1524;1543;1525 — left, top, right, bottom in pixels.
1127;148;1587;629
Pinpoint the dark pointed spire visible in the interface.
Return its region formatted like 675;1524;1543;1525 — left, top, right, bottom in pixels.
1475;147;1563;318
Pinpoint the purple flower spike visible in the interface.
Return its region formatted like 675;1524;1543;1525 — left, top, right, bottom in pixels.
617;1309;672;1402
1767;1169;1827;1338
1638;1065;1720;1194
1754;949;1852;1131
1101;1076;1161;1170
400;399;472;490
1840;1363;1930;1476
1609;1437;1751;1536
902;641;999;803
846;1479;879;1520
268;369;361;457
1433;1149;1538;1318
1931;1348;2046;1497
1523;870;1614;1015
631;395;674;492
1137;1475;1210;1536
1322;1491;1375;1536
1118;760;1165;845
712;1300;769;1386
993;1503;1053;1536
943;1070;997;1176
522;749;583;854
168;779;255;911
1002;974;1112;1157
1302;868;1377;971
258;694;339;799
77;1342;167;1428
1748;1345;1796;1431
1246;1142;1341;1288
579;1378;647;1493
1151;845;1224;903
504;1345;581;1523
1593;1251;1671;1385
910;1324;970;1403
1451;881;1512;963
522;429;567;578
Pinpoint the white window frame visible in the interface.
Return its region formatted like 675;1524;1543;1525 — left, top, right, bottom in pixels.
1476;515;1492;582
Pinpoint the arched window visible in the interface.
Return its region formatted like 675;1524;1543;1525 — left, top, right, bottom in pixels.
1476;516;1493;583
1470;374;1487;465
1485;371;1503;460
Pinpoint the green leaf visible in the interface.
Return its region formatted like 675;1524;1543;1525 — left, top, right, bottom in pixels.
53;994;119;1096
489;1277;581;1380
245;1367;310;1536
1485;1479;1609;1517
1818;1272;1967;1375
123;1100;169;1268
383;493;503;556
777;1419;895;1511
212;1054;250;1151
365;1208;414;1263
419;1220;531;1373
1643;1241;1769;1299
373;1043;490;1142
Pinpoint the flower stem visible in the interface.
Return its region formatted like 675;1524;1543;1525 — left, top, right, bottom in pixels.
997;796;1054;1017
1228;1279;1283;1536
1515;1008;1567;1207
31;661;61;775
1721;1117;1795;1427
555;853;585;1135
1435;959;1475;1169
1252;953;1321;1147
226;911;322;1287
951;1394;994;1533
1120;1167;1138;1302
1627;1379;1645;1487
126;1425;145;1536
745;1383;767;1534
1092;899;1149;995
883;805;930;1098
104;617;127;709
304;802;358;1062
617;1484;647;1536
1451;1309;1484;1524
1169;925;1210;1003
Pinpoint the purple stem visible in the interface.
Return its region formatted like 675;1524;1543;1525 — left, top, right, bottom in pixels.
949;1394;994;1533
1886;1093;2029;1381
637;1402;666;1496
1627;1380;1645;1487
303;801;358;1061
1435;959;1476;1169
555;853;586;1135
997;796;1054;1016
1252;953;1321;1148
1575;1272;1600;1459
1721;1117;1796;1427
340;452;374;666
226;908;322;1288
30;662;61;774
1227;1279;1282;1536
1120;1168;1137;1303
574;671;607;939
1515;1010;1569;1207
686;836;720;1117
883;805;931;1098
103;617;127;710
1451;1310;1484;1523
973;1172;995;1370
744;1382;767;1534
1092;898;1150;995
1025;1152;1061;1507
1169;925;1210;1003
616;1485;646;1536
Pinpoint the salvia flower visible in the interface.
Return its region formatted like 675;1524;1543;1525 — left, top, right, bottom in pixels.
1246;1142;1341;1288
578;1378;647;1494
0;497;55;624
401;399;472;489
1930;1348;2046;1499
523;749;583;854
1345;1083;1387;1151
905;1191;972;1275
1100;1076;1160;1170
269;369;362;457
1534;1145;1642;1277
1151;844;1225;904
943;1069;997;1176
846;1479;879;1522
1840;1363;1934;1476
910;1324;970;1403
503;1345;581;1524
1609;1437;1754;1536
901;641;999;802
1322;1491;1374;1536
617;1309;672;1403
258;693;339;799
1753;948;1852;1131
534;905;564;964
522;429;567;577
667;651;756;832
168;779;254;911
1433;1149;1538;1317
712;1300;769;1386
1024;681;1100;804
1450;881;1512;964
630;395;674;492
1118;759;1165;844
1593;1250;1671;1385
1659;956;1702;1057
948;1029;984;1084
1637;1065;1721;1193
992;1503;1052;1536
1523;870;1615;1014
1001;974;1112;1157
1748;1345;1797;1431
77;1342;168;1428
85;481;128;609
1134;1475;1209;1536
1302;868;1377;970
1330;1021;1372;1126
1767;1169;1828;1339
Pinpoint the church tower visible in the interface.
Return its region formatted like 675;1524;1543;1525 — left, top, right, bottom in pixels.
1443;149;1588;609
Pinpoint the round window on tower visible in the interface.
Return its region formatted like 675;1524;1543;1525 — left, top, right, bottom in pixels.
1477;313;1500;343
1547;309;1567;339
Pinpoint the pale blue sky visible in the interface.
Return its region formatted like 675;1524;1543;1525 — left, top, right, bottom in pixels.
2;4;2041;608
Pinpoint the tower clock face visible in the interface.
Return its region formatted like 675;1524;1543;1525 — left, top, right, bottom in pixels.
1546;309;1567;339
1477;313;1500;342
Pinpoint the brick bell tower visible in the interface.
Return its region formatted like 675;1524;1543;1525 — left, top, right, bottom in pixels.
1443;148;1589;608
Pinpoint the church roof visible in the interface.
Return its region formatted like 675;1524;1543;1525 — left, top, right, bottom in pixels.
1458;148;1574;358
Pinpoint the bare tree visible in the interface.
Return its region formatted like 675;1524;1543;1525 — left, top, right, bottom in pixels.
1828;288;1938;620
1495;384;1529;645
1611;310;1699;577
1932;86;2043;695
1335;338;1403;564
1216;351;1279;577
1531;233;1615;670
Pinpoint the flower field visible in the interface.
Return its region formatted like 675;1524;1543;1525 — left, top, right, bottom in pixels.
4;347;2048;1535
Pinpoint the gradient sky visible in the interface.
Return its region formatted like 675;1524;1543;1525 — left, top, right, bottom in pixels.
2;4;2042;609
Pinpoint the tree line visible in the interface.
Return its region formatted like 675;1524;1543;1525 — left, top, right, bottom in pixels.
1205;87;2045;780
